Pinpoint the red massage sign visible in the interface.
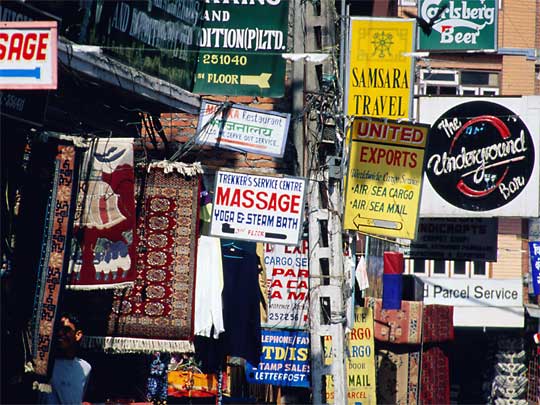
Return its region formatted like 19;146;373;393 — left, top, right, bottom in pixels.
0;21;57;90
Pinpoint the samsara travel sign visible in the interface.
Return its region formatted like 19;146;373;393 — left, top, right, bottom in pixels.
425;101;535;212
417;0;498;51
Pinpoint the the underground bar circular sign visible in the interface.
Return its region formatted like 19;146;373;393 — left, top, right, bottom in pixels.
425;101;535;211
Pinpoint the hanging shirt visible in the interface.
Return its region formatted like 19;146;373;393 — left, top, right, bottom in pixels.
194;235;224;338
220;240;262;366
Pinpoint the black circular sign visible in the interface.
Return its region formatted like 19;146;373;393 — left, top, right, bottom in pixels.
425;101;535;211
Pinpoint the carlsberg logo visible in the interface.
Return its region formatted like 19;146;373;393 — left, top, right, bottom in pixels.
422;0;496;45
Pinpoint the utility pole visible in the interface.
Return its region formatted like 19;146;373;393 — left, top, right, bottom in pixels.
292;0;349;403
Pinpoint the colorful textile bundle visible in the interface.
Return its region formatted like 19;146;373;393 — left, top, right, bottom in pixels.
83;166;202;353
365;298;423;344
68;138;136;290
31;142;80;379
422;304;454;343
420;346;450;404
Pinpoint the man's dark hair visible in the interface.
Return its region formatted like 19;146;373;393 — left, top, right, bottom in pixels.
60;312;82;331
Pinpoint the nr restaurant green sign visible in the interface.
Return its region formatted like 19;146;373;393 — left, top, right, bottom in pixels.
417;0;497;51
193;0;289;97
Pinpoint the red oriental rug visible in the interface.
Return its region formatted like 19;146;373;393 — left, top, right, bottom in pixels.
422;304;454;343
68;138;136;290
420;346;450;404
31;142;80;379
84;166;201;353
366;297;423;344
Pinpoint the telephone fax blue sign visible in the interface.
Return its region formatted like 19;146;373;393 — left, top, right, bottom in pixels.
245;329;310;388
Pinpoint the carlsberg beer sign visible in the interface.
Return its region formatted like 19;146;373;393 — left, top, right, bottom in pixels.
418;0;497;51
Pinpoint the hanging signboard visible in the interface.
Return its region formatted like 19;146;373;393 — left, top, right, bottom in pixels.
245;329;310;388
0;21;57;89
529;242;540;296
417;0;498;52
211;171;307;245
326;307;377;404
193;0;288;96
419;97;540;217
263;241;309;330
421;277;523;307
28;0;204;91
343;117;429;239
402;218;498;261
196;100;290;157
347;18;415;119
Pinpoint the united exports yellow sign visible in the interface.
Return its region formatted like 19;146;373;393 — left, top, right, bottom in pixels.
325;307;377;404
347;18;415;119
343;118;429;239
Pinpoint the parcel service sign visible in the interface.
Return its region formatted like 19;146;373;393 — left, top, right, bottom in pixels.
211;171;307;245
347;18;415;119
0;21;57;90
343;118;429;239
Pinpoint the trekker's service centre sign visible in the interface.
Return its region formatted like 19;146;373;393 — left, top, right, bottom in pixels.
419;97;540;217
211;171;307;245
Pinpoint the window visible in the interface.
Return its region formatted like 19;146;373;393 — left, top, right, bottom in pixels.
471;261;488;278
418;69;500;97
452;261;467;277
404;259;489;278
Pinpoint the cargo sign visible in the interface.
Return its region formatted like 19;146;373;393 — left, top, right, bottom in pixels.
211;171;306;245
403;218;498;261
343;118;429;239
197;101;290;157
417;0;497;51
421;277;523;307
0;21;57;89
347;18;415;119
245;329;310;388
529;241;540;296
263;241;309;329
193;0;288;96
326;307;377;404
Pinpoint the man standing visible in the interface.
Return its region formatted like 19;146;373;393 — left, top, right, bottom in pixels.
40;313;92;404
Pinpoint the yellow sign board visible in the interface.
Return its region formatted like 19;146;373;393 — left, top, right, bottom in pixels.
343;117;429;239
325;307;377;404
347;18;415;119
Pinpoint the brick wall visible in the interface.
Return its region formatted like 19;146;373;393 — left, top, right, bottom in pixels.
141;95;295;176
491;218;526;279
499;0;536;49
501;55;536;95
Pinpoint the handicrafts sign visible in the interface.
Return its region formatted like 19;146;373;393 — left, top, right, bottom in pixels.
245;329;310;388
263;241;309;329
347;18;415;119
403;218;498;261
211;171;306;245
0;21;57;89
197;100;290;157
417;0;498;51
424;100;536;214
193;0;288;96
343;117;429;239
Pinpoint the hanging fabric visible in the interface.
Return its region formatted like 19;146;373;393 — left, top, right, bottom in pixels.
68;138;137;290
30;141;81;381
83;163;202;353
